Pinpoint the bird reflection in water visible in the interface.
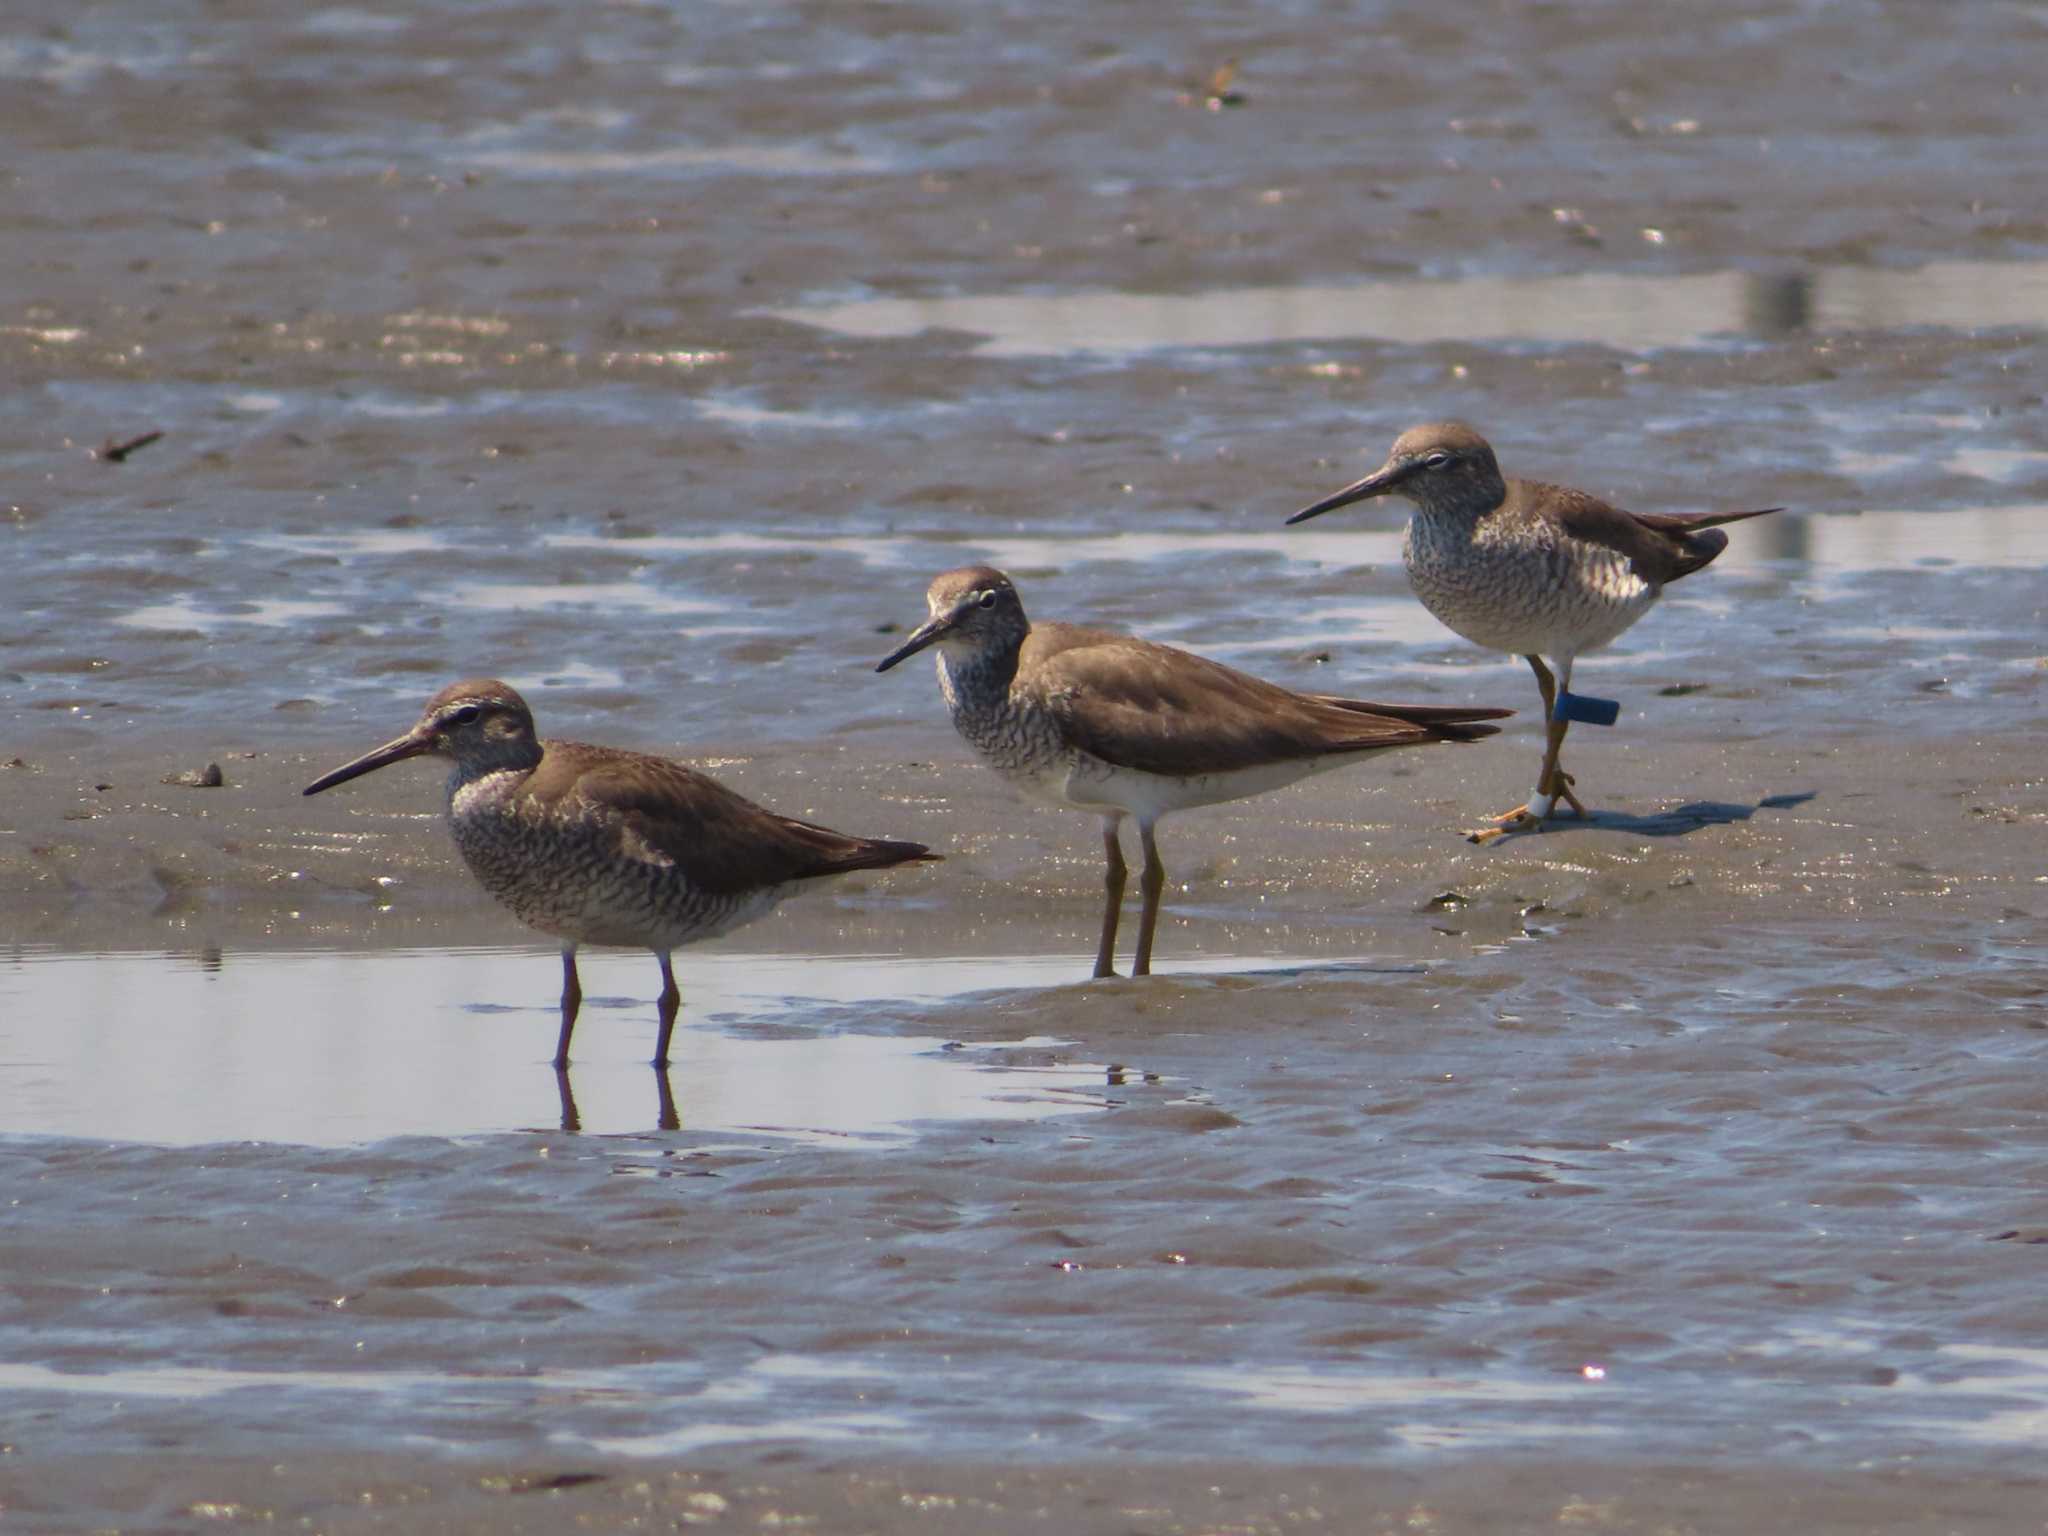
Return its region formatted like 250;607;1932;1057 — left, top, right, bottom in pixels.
549;1065;682;1135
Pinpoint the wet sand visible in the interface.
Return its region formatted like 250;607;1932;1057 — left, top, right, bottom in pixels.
7;0;2048;1529
8;1451;2041;1535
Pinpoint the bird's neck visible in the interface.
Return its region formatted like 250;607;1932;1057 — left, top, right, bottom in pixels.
1410;481;1511;539
444;741;543;804
936;639;1021;719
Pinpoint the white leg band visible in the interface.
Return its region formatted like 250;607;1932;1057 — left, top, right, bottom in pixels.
1525;788;1555;820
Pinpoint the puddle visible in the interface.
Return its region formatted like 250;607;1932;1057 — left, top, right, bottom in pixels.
1182;1363;1575;1413
543;527;1407;573
0;1354;914;1459
0;35;203;89
1713;503;2048;576
546;507;2048;589
1944;447;2048;484
445;581;724;618
695;395;870;433
459;144;885;178
1899;1343;2048;1448
0;948;1114;1146
1730;1330;2048;1451
513;658;629;691
763;257;2048;357
1181;1363;1619;1452
115;598;349;632
578;1355;914;1458
245;530;456;560
968;508;2048;591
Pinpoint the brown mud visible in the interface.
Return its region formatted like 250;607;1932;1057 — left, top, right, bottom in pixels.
5;0;2048;1530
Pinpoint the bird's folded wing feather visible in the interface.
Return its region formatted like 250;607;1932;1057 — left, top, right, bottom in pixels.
1025;624;1439;778
542;742;928;894
1535;479;1780;586
1541;482;1732;585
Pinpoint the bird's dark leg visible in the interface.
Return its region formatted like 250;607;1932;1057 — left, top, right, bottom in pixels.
654;1067;680;1133
1132;820;1166;978
652;951;681;1069
553;946;582;1069
554;1066;581;1135
1094;814;1126;979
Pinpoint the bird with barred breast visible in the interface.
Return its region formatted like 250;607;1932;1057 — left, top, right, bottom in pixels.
1289;421;1779;841
877;566;1508;977
304;680;938;1068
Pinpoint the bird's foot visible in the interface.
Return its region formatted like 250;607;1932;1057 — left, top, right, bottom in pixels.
1466;809;1542;845
1552;771;1587;819
1465;774;1585;843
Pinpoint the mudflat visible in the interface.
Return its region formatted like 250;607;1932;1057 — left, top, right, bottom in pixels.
5;0;2048;1530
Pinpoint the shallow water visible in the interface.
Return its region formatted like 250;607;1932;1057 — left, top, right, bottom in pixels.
6;0;2048;1527
0;947;1119;1144
763;258;2048;356
6;919;2048;1475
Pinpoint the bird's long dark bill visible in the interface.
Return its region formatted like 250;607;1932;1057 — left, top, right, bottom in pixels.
302;731;433;796
1286;462;1412;525
875;614;955;673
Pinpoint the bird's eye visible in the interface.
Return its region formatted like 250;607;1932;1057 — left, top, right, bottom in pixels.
449;705;482;726
1423;452;1453;469
977;590;998;609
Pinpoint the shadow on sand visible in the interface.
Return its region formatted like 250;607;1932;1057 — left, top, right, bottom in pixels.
1498;790;1817;841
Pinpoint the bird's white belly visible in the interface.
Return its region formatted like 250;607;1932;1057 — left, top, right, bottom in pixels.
1024;752;1339;821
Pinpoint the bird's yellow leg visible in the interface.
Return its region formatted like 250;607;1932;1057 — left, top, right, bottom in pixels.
1469;658;1591;840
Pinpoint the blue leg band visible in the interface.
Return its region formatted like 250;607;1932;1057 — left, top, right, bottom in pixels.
1553;690;1620;727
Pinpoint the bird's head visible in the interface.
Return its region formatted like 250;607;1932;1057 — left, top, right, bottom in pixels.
302;679;540;795
1288;421;1506;524
875;565;1030;672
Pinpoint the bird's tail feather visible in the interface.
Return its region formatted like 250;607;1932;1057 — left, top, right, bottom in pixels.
1315;698;1513;742
829;835;941;872
1652;505;1783;532
779;820;941;876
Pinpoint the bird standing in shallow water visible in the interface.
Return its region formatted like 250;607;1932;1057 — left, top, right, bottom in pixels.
876;566;1508;978
1288;422;1780;841
303;680;938;1068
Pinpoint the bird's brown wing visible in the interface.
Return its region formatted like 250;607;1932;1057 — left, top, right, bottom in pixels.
1024;623;1493;778
533;741;936;895
1542;480;1781;586
1309;696;1512;741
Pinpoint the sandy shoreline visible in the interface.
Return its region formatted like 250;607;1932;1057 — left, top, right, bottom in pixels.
6;683;2045;956
9;1449;2044;1535
9;0;2048;1525
8;708;2048;1525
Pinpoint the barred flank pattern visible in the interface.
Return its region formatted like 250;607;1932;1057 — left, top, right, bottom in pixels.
1404;502;1655;658
938;650;1078;788
449;769;781;951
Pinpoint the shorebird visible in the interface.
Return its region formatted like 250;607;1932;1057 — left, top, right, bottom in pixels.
303;680;938;1068
875;566;1508;977
1287;422;1779;841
